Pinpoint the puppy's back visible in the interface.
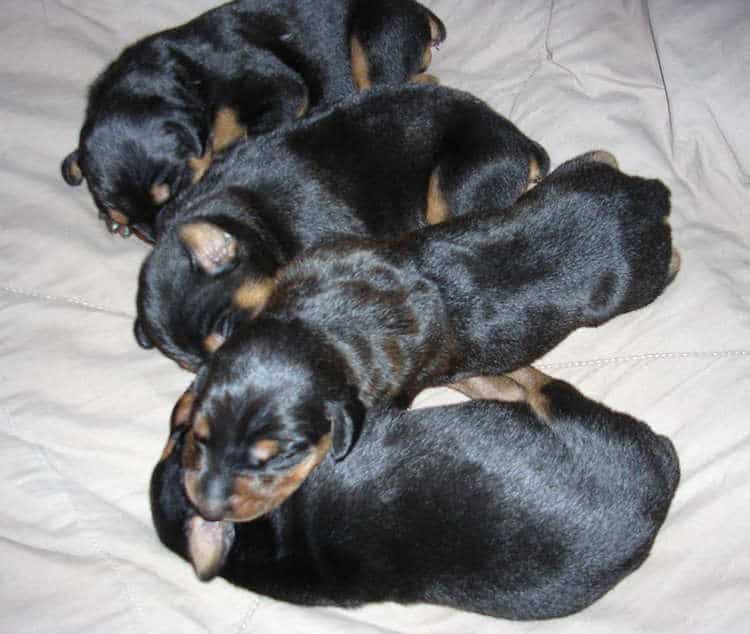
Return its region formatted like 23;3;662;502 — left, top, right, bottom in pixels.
309;387;679;618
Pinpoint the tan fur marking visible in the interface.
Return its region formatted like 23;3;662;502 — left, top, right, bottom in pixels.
67;159;83;182
350;34;372;90
426;169;450;225
188;108;248;184
410;73;440;85
212;107;247;153
451;367;555;422
109;209;129;225
189;150;213;184
449;375;527;403
505;367;552;392
527;157;542;191
171;388;196;431
421;45;433;71
668;249;681;278
251;439;281;463
182;429;201;473
194;414;211;442
228;434;333;522
150;182;171;205
232;277;276;316
203;332;226;354
184;468;201;506
179;222;237;275
506;367;554;422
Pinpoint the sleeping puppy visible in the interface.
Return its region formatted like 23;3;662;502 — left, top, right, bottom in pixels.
151;368;680;619
135;83;549;369
60;0;445;242
166;150;681;523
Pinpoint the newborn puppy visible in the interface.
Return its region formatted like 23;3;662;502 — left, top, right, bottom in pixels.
151;368;680;619
61;0;445;241
169;151;681;522
135;83;549;369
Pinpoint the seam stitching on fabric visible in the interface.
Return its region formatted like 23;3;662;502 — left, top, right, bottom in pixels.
0;285;133;318
3;293;748;370
234;596;263;634
538;350;750;370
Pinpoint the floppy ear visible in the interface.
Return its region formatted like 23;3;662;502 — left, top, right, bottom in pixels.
327;389;366;461
61;150;84;186
178;221;238;276
133;318;154;349
186;516;235;581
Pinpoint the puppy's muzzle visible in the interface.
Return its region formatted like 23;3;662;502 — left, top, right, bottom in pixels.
184;434;332;522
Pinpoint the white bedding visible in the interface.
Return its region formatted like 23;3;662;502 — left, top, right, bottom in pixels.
1;1;749;632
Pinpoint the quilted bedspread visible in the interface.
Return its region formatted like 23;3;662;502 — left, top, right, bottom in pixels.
1;1;748;632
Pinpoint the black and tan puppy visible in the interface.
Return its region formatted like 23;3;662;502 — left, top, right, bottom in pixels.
61;0;445;241
167;151;680;522
151;368;680;619
135;83;549;369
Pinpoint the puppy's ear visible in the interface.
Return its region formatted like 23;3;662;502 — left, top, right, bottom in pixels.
186;516;235;581
178;222;238;276
133;318;154;349
327;389;366;461
426;9;447;46
61;150;84;186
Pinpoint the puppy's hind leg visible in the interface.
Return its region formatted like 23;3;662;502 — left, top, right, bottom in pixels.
449;367;555;422
448;375;527;403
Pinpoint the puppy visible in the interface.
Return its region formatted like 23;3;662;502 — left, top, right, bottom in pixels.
151;367;680;619
61;0;446;241
167;150;681;522
135;83;550;369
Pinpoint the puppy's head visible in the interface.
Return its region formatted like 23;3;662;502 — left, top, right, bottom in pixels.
176;320;365;524
62;101;207;241
151;414;238;581
135;191;285;370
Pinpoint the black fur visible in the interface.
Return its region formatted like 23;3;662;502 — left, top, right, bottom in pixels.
61;0;445;240
135;84;549;369
168;152;678;519
151;372;680;619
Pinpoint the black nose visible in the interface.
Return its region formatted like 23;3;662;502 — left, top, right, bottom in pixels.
197;476;230;521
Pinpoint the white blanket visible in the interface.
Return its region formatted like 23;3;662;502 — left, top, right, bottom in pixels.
1;1;749;632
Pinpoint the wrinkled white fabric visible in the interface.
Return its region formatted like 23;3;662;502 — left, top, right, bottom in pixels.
1;1;748;632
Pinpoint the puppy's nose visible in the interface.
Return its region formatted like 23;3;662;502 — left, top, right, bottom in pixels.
197;476;230;521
